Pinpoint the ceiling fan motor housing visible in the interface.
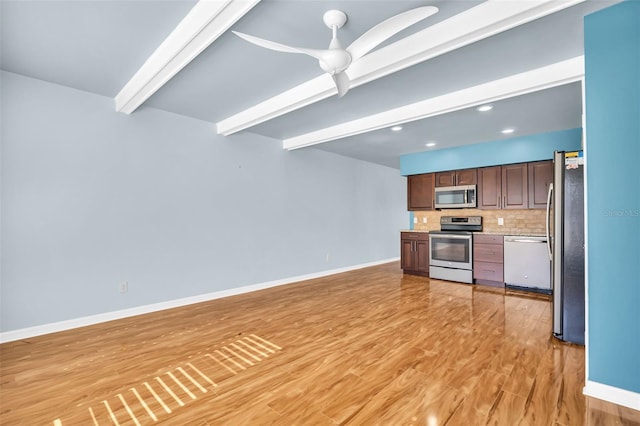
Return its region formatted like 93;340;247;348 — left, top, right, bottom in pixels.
323;10;348;29
318;50;352;74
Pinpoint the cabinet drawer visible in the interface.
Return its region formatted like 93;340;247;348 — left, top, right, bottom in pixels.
474;244;504;263
473;261;504;282
474;234;503;245
401;232;428;240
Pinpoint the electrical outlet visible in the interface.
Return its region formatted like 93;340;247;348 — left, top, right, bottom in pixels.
413;217;418;224
119;281;128;293
498;218;504;226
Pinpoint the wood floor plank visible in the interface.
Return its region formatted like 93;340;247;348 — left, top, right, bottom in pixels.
518;343;568;426
501;343;545;398
1;262;638;424
486;390;528;425
555;343;587;426
587;396;640;426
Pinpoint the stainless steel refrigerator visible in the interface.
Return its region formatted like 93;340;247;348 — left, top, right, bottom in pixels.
546;151;585;345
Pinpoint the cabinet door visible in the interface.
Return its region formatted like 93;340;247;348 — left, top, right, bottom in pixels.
502;163;528;209
528;160;553;209
473;261;505;283
415;239;430;273
435;171;456;187
407;173;435;210
456;168;478;185
474;243;504;263
401;239;415;270
477;166;501;209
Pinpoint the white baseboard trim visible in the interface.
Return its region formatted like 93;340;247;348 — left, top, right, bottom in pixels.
584;380;640;411
0;258;399;343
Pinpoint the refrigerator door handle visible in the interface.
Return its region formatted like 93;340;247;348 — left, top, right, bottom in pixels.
545;183;553;261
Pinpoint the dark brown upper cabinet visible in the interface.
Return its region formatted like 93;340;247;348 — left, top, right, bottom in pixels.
435;168;477;187
477;166;502;209
477;163;528;209
502;163;528;209
528;160;553;209
407;173;435;211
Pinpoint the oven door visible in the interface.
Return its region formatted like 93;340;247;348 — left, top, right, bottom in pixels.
429;233;473;270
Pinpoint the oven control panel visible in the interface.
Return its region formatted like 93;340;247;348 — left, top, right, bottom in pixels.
440;216;482;225
440;216;482;232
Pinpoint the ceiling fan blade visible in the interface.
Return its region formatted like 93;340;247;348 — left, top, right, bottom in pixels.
346;6;438;62
332;72;350;97
233;31;327;62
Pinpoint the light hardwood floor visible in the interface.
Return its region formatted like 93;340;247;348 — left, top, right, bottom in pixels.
1;262;639;425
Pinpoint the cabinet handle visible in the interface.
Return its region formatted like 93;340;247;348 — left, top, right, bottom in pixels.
497;195;500;208
503;196;506;208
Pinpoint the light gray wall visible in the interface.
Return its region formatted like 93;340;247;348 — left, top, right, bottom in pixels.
0;71;407;332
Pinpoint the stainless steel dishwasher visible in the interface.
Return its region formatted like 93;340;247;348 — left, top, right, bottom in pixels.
503;236;551;294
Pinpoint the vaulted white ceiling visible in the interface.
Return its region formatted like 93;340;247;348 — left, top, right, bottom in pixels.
1;0;619;169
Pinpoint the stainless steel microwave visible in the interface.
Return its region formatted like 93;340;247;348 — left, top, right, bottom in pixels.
434;185;477;209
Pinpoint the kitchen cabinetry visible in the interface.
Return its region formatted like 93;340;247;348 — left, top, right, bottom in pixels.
477;166;501;209
528;160;553;209
477;163;528;210
401;232;429;276
435;168;477;187
473;234;504;287
502;163;528;209
407;173;435;211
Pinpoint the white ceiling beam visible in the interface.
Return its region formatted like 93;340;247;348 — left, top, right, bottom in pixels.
282;56;585;150
115;0;260;114
216;0;585;136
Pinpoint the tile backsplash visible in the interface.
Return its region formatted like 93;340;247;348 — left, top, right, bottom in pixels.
412;208;546;235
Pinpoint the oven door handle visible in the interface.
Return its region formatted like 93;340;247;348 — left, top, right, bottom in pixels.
434;234;472;240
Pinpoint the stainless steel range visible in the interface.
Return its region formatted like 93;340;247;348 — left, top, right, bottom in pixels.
429;216;482;284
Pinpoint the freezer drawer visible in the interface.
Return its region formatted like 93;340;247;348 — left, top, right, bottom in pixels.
503;236;551;292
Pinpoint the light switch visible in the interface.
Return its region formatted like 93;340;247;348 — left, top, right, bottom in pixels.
498;217;504;226
422;217;427;224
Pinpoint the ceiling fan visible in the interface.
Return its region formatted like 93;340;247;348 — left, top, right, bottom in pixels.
233;6;438;97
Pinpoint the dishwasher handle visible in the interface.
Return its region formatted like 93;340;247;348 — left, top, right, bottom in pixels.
504;237;547;243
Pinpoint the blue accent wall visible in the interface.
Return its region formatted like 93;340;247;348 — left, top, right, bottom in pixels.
584;0;640;393
400;128;582;176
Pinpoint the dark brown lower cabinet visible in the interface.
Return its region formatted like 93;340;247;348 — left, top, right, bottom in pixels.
473;234;504;287
401;232;429;276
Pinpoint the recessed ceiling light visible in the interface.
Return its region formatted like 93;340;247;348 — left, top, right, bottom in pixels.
390;125;403;132
476;104;493;112
501;128;515;134
425;142;437;147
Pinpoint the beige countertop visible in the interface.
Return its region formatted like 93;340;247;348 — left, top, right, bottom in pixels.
401;230;544;237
